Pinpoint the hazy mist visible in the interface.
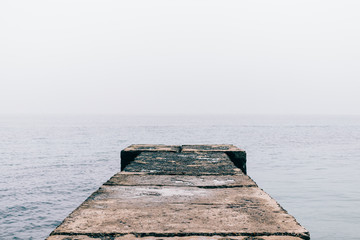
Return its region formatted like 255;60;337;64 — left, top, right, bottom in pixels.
1;0;360;115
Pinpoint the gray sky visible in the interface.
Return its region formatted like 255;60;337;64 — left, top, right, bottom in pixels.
1;0;360;115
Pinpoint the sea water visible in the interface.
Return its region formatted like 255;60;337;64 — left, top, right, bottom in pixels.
0;115;359;239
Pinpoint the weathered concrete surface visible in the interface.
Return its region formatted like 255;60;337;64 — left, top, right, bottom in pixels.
180;145;246;174
121;144;246;174
48;144;309;240
47;235;305;240
123;152;242;175
104;173;257;188
50;185;306;237
121;145;181;171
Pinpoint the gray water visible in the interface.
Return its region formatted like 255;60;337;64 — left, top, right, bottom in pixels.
0;115;359;240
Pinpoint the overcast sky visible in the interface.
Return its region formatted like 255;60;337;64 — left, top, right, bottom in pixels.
1;0;360;115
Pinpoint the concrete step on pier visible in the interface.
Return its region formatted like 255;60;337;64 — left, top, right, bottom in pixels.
47;144;309;240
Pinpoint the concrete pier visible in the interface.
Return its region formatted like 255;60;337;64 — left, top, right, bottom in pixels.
47;144;309;240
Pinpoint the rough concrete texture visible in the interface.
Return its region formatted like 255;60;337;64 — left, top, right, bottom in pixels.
50;185;307;237
104;173;257;188
47;235;305;240
123;152;242;175
123;144;182;152
178;145;246;174
120;145;181;171
121;144;246;174
181;144;243;152
48;145;309;240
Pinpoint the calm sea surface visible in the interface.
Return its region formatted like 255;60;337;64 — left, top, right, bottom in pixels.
0;115;359;240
